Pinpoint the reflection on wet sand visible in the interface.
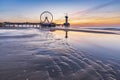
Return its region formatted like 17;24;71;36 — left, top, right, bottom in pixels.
0;28;120;80
65;28;68;39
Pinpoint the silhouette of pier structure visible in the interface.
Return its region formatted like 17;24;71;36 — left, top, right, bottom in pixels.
0;11;70;28
64;14;70;27
3;22;40;28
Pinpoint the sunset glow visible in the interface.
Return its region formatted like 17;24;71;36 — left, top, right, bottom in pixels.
0;0;120;27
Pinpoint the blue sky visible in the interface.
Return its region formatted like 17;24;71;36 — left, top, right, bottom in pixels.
0;0;120;26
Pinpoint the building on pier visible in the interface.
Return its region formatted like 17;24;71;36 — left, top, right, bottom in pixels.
63;14;70;27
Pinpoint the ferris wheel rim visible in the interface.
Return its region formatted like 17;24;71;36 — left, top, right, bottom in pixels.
40;11;53;23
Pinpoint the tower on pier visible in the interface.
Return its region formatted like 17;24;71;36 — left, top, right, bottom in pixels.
64;14;70;27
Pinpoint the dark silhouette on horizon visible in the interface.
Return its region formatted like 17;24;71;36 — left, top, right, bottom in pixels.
0;11;70;28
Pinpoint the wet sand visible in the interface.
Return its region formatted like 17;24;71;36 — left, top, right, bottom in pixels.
0;28;120;80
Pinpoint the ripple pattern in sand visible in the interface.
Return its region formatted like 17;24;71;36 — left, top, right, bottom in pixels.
28;38;120;80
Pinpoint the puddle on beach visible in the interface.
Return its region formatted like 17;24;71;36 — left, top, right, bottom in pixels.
0;28;120;80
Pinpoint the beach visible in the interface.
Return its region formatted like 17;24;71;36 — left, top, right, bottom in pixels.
0;27;120;80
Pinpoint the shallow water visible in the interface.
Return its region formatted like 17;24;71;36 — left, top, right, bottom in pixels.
54;30;120;58
0;28;120;80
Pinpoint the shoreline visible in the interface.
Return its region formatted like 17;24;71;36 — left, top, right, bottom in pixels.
55;28;118;34
0;27;119;35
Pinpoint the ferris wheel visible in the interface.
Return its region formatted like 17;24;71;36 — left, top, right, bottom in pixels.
40;11;53;23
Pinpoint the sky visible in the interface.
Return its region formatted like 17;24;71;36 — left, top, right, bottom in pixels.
0;0;120;26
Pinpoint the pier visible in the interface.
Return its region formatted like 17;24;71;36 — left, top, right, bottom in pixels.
2;22;41;28
0;11;70;28
0;22;64;28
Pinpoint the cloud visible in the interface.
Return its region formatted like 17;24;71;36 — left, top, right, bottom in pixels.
72;0;118;16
